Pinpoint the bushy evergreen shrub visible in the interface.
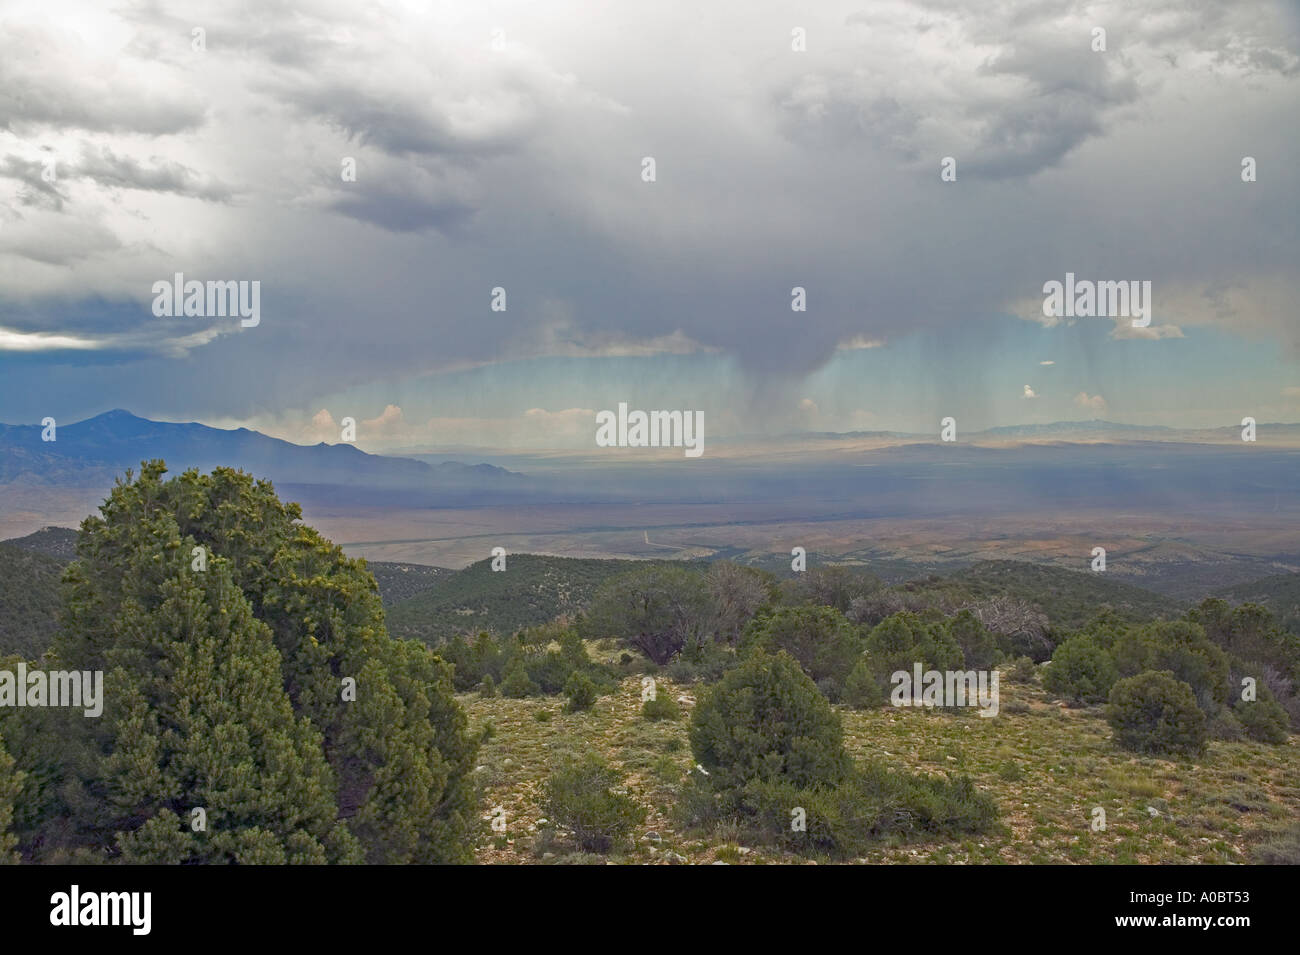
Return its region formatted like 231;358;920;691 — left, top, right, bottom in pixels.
863;612;964;681
1235;684;1290;744
563;670;598;712
542;756;645;853
1111;620;1230;713
684;651;997;857
716;764;997;858
740;606;863;701
690;651;851;797
843;659;885;709
1043;636;1117;704
1107;671;1207;757
501;657;538;698
641;693;682;721
1004;656;1037;683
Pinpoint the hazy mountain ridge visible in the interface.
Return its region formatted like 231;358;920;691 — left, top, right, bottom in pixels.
0;410;525;488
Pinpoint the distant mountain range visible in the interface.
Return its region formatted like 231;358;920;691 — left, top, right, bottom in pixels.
0;410;525;489
973;420;1300;444
801;419;1300;446
4;412;1296;493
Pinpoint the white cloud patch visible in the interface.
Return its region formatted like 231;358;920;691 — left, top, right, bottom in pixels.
1074;391;1109;414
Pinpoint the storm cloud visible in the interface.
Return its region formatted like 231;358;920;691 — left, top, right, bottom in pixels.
0;0;1296;434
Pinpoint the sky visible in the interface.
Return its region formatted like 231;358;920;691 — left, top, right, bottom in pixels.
1;0;1298;451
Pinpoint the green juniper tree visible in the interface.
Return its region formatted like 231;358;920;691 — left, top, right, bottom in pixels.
29;461;477;864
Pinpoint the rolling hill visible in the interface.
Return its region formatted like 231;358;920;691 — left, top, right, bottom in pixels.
384;554;680;644
364;561;453;607
894;560;1184;631
2;526;79;560
1220;572;1300;636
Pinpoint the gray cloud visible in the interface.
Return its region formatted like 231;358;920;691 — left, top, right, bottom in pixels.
0;153;66;210
0;0;1295;424
329;187;476;234
0;23;207;135
73;144;231;200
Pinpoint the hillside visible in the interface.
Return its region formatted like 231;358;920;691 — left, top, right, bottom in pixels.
383;553;1186;646
1220;572;1300;636
0;541;66;659
364;561;453;607
385;554;679;643
898;560;1183;631
3;526;79;561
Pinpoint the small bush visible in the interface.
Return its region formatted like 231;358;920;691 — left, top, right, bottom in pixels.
1206;706;1244;742
534;708;552;722
690;651;850;796
1043;636;1117;704
996;760;1024;781
1252;824;1300;864
1106;671;1207;757
563;670;598;712
1235;689;1290;745
683;651;998;857
843;658;884;709
665;640;737;684
862;612;964;684
642;693;682;722
527;650;573;695
650;754;681;784
479;674;496;698
726;764;998;857
1004;656;1037;684
543;756;646;853
501;658;538;698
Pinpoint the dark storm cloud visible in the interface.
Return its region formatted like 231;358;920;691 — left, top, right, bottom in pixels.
0;0;1296;427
